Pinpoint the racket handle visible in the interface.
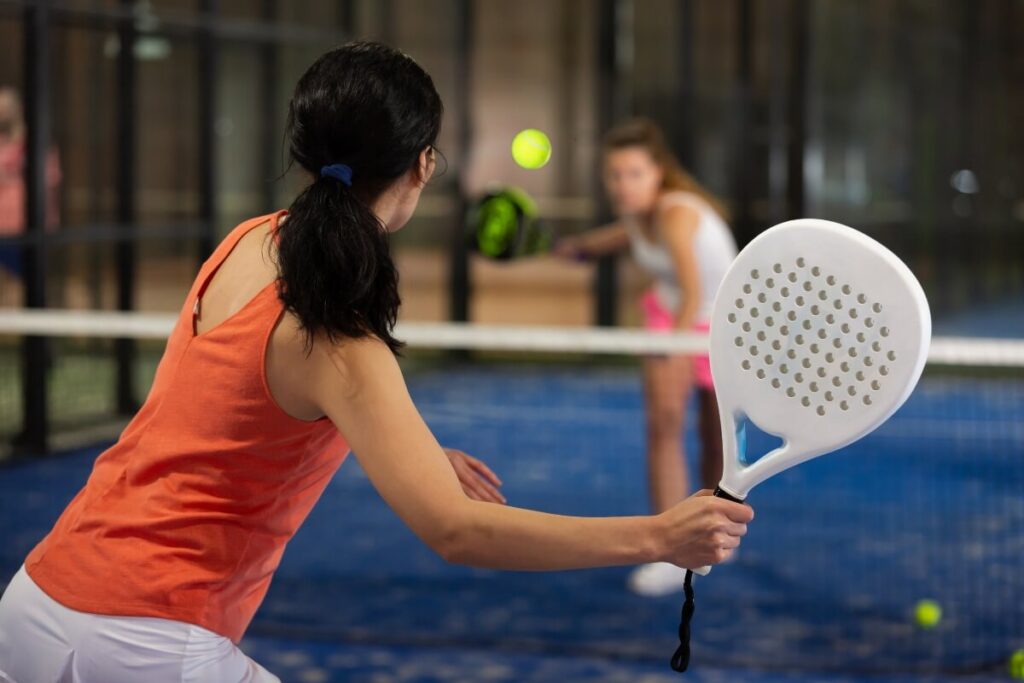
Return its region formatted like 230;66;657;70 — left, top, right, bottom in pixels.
693;486;746;576
713;484;746;502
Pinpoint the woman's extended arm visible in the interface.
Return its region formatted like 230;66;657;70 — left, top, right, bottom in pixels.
554;222;630;260
307;336;752;571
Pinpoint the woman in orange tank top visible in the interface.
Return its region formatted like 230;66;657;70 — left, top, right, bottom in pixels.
0;42;752;683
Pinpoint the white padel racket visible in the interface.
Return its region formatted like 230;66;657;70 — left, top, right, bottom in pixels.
671;219;931;673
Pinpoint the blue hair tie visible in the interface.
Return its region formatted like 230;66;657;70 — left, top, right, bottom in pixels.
321;163;353;186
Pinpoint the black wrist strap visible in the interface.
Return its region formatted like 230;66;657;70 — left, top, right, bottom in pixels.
670;486;745;673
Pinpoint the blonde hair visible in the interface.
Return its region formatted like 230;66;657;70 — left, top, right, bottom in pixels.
603;117;730;222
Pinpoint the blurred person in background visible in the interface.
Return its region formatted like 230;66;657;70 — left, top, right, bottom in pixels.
555;118;738;597
0;86;61;296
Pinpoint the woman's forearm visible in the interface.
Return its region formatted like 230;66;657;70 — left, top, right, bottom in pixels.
576;222;628;257
442;500;661;571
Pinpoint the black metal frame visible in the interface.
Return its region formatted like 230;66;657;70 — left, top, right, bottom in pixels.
675;0;695;168
114;0;137;416
733;0;754;244
198;0;219;262
958;1;979;306
17;0;52;453
593;0;625;327
15;1;1009;454
258;0;280;215
448;0;472;324
786;0;809;220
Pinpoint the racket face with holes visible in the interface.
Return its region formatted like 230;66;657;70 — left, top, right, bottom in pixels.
709;219;930;499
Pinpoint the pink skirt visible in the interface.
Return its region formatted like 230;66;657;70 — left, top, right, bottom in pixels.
639;289;714;389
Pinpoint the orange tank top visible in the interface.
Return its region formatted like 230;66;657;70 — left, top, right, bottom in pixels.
24;211;349;643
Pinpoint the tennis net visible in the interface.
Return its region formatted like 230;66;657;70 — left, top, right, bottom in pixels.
0;308;1021;676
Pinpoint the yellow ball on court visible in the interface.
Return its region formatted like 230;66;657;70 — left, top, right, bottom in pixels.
914;600;942;629
1010;649;1024;679
511;128;552;169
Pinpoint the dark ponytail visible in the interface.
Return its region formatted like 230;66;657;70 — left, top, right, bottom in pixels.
277;42;443;354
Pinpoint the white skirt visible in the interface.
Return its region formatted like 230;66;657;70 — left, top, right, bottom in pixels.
0;565;279;683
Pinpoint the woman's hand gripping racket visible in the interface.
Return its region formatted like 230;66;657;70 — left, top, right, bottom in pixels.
671;219;931;673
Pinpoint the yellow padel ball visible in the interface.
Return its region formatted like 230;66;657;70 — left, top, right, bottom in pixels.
511;128;552;170
1009;649;1024;679
914;599;942;629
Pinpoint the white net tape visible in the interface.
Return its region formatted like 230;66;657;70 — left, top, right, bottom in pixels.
1;309;1022;366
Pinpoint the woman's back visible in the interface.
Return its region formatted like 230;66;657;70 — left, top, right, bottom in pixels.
24;211;349;644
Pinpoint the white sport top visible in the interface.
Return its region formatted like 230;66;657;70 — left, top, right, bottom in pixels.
625;191;738;320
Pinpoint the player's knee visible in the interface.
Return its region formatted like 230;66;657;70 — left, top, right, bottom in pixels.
646;406;684;438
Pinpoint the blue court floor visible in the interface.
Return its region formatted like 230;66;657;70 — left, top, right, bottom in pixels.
1;360;1021;682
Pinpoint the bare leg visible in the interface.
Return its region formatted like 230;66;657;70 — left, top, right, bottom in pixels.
628;354;699;595
641;354;694;514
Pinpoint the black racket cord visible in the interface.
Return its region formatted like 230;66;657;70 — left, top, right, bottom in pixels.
670;568;696;672
671;486;745;674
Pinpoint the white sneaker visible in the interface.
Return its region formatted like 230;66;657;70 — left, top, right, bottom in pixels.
627;562;687;597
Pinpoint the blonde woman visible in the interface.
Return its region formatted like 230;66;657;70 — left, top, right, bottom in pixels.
557;119;738;596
